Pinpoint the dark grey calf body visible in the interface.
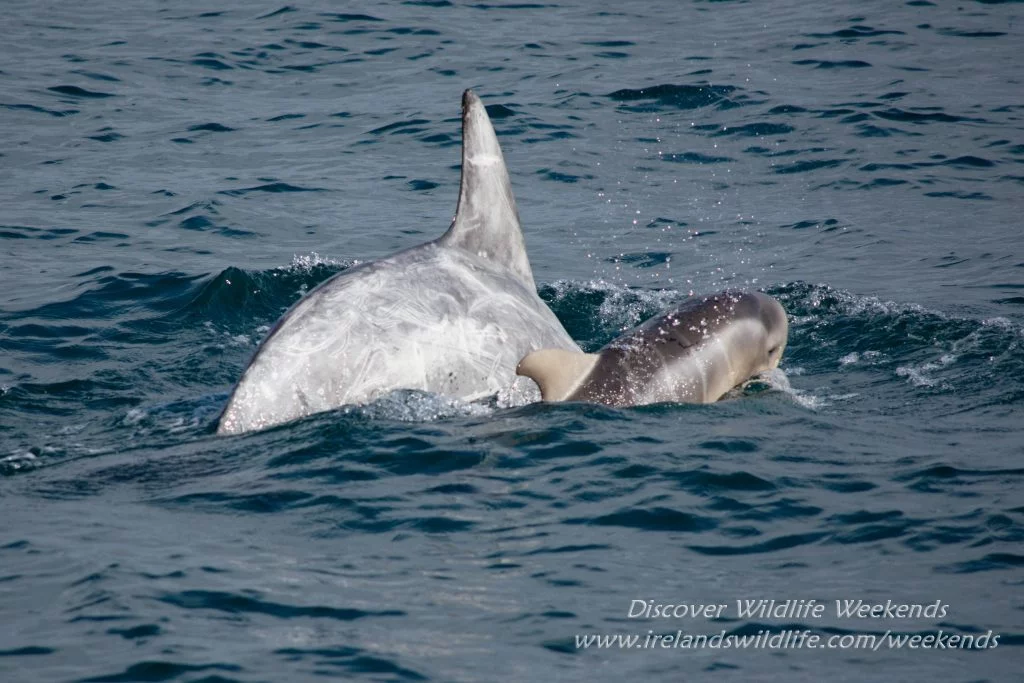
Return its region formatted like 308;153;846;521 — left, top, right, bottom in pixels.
518;291;788;407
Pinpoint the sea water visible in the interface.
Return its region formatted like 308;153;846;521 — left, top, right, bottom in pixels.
1;1;1021;681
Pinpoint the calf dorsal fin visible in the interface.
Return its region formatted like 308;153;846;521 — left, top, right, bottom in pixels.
516;349;599;401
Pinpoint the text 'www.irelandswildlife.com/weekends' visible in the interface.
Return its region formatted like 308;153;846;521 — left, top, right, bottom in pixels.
575;628;1000;651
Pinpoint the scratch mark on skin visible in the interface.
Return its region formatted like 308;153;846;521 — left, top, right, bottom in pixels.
217;90;580;435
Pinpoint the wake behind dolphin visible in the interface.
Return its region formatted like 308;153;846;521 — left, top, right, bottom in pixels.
218;90;580;435
517;291;788;407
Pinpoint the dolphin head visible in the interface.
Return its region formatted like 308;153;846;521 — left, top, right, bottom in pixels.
753;292;788;371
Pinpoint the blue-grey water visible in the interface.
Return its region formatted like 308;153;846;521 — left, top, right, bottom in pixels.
2;1;1022;681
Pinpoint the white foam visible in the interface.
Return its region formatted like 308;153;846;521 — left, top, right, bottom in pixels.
895;352;957;389
122;408;147;426
896;366;936;387
0;451;38;472
758;367;831;410
838;350;883;367
345;389;494;422
285;252;360;273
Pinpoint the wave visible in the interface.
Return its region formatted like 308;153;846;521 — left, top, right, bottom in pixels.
4;258;1022;479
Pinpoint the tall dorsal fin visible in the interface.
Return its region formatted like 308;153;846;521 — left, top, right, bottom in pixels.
439;89;535;289
516;349;599;401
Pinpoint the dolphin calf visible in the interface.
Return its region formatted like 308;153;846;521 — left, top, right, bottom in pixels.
218;90;580;435
516;291;787;406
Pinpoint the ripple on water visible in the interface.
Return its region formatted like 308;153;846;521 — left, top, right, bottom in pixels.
47;85;116;99
607;83;740;112
571;507;718;533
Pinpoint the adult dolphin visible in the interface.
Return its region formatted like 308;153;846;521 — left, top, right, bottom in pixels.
516;291;787;406
218;90;580;435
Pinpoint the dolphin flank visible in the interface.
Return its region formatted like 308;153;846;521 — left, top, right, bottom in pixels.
217;90;580;435
516;291;788;407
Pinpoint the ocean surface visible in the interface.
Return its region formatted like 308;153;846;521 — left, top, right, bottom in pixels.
2;0;1022;681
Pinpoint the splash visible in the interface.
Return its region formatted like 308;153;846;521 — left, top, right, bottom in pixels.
740;366;839;410
341;389;494;422
285;252;360;273
0;451;39;474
